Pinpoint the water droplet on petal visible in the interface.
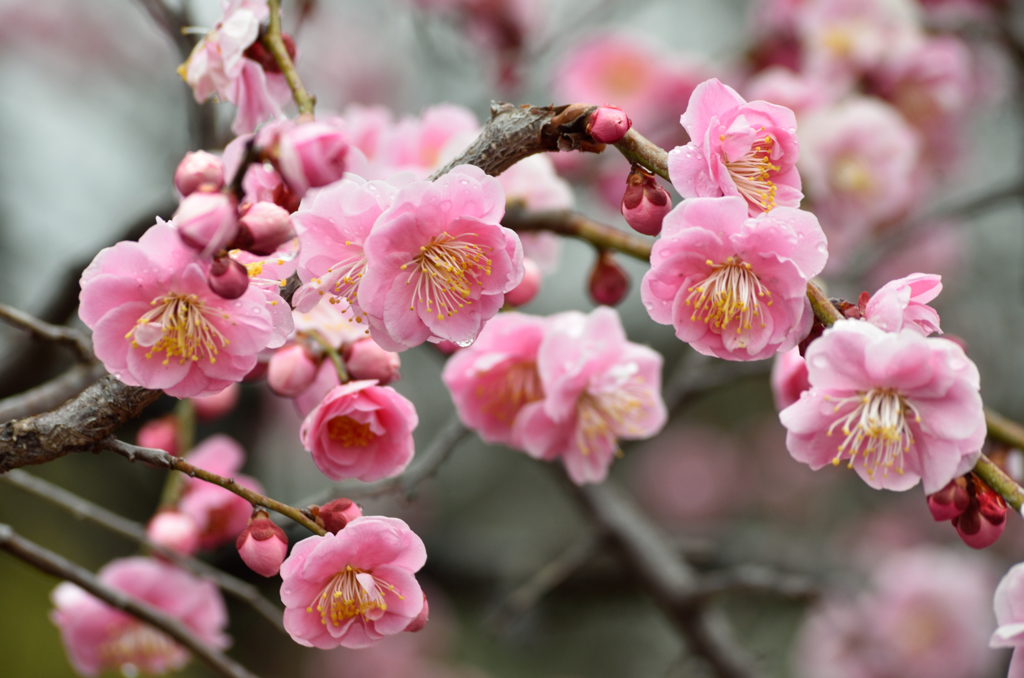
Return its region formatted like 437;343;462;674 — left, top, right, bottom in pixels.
810;355;828;369
816;242;827;254
455;338;474;348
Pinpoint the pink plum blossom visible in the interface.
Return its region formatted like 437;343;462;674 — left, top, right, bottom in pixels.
992;562;1024;675
236;510;289;577
50;557;228;676
299;380;418;482
360;165;524;352
79;221;275;398
799;97;920;261
771;347;810;410
442;312;548;448
779;320;985;492
179;0;291;134
863;273;942;335
641;196;828;361
178;435;265;550
668;78;803;215
515;307;667;485
292;174;406;315
377;104;480;178
280;515;426;649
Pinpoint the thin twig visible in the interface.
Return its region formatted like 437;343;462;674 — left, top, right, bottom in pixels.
614;128;670;181
686;564;818;604
0;303;93;362
263;0;315;116
0;523;259;678
503;208;653;261
1;469;285;632
102;438;326;536
0;362;107;422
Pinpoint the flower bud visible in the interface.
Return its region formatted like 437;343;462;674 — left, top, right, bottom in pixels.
276;122;349;195
236;202;295;255
344;339;401;386
587;105;632;144
242;33;297;74
927;478;970;522
268;343;320;397
175;192;239;253
404;593;429;633
316;498;363;534
588;251;630;306
951;477;1007;549
236;510;289;577
621;165;671;236
137;415;178;456
147;511;200;556
207;256;250;299
191;383;240;422
174;151;225;197
505;257;541;307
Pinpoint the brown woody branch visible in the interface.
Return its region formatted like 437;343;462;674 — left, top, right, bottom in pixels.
503;208;653;260
0;302;93;362
0;523;259;678
0;362;107;423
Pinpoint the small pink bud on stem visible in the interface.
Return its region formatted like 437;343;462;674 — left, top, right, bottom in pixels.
587;105;632;144
236;509;289;577
175;192;239;253
236;201;295;255
588;250;630;306
504;257;541;307
344;339;401;386
147;511;200;556
621;164;671;236
175;151;225;196
314;498;363;534
267;343;320;397
929;474;1008;549
276;122;349;195
207;256;250;299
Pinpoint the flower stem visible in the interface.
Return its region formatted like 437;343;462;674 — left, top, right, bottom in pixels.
614;129;670;182
806;281;842;327
263;0;315;116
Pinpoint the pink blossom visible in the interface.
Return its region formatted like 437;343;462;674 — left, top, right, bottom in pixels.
344;339;401;386
229;245;297;350
799;97;920;260
50;556;228;676
280;516;426;649
515;307;667;485
299;380;418;482
442;312;548;448
668;78;802;215
236;510;289;577
293;296;370;349
192;382;240;421
641;196;828;361
179;1;291;134
992;562;1024;675
377;104;480;178
743;66;839;117
504;258;541;306
779;320;985;492
174;150;224;197
173;191;239;255
794;547;996;678
178;435;264;550
864;273;942;335
292;174;406;315
771;347;810;410
146;511;200;556
269;343;322;397
79;221;275;398
360;165;523;352
276;121;351;195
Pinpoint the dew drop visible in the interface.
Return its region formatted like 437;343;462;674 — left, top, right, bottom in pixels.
816;242;827;254
810;355;828;369
455;338;474;348
234;302;242;308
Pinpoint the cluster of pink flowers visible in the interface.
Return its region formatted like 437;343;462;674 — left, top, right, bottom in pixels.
443;307;666;484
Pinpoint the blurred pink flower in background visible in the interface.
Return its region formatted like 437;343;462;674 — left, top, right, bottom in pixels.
992;561;1024;675
781;320;985;492
642;196;827;361
669;78;803;215
771;347;810;411
281;516;426;649
51;557;228;676
79;222;275;398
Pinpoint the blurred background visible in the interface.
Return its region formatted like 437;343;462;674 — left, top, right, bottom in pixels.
1;0;1023;676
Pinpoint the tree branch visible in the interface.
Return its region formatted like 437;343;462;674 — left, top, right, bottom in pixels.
1;469;285;632
0;303;93;362
0;362;107;423
686;564;818;604
503;208;653;260
263;0;315;116
0;523;260;678
614;128;670;181
102;438;326;536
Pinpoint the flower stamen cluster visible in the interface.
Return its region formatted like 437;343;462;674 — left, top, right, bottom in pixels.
402;233;492;320
128;294;229;366
308;565;402;626
686;257;772;333
825;388;921;478
723;132;781;211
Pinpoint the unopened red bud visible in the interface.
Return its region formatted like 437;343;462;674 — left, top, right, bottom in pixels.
191;383;240;422
588;251;630;306
587;105;632;144
137;415;179;455
926;478;970;522
404;593;429;633
207;256;250;299
268;343;320;397
277;122;349;195
317;498;363;534
175;150;225;196
242;33;297;73
236;510;289;577
952;479;1007;549
147;511;200;556
236;201;295;255
505;257;541;307
344;339;401;386
175;192;239;253
621;165;671;236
